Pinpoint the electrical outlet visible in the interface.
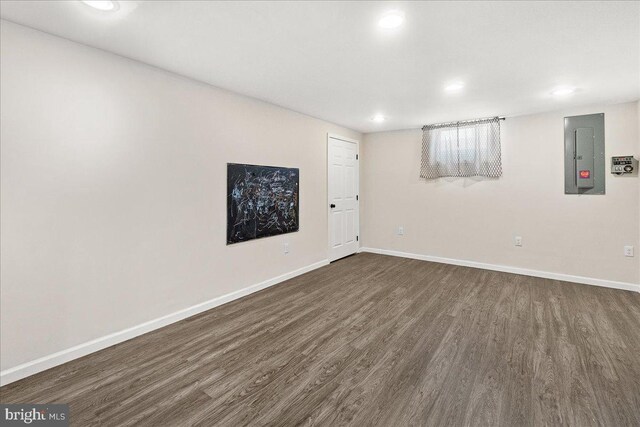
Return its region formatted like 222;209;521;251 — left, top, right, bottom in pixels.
624;245;634;257
284;242;289;255
397;226;404;236
514;236;523;247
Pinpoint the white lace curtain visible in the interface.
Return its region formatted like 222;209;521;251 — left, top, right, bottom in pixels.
420;117;502;179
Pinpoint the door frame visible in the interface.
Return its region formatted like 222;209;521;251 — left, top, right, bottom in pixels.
327;133;360;262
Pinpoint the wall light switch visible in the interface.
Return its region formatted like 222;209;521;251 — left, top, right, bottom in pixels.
514;236;523;247
284;242;289;254
624;245;634;257
397;226;404;236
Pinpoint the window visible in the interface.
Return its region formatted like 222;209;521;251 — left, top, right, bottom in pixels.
420;117;502;179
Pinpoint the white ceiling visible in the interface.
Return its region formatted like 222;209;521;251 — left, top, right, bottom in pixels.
1;1;639;132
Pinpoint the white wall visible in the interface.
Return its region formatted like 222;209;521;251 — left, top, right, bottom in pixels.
362;102;640;286
0;21;360;373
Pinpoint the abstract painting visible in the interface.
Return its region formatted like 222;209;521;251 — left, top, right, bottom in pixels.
227;163;299;244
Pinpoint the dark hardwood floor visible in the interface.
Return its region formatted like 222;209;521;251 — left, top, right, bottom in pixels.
2;253;640;426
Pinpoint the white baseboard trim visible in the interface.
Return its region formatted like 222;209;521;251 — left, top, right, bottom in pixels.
359;247;640;293
0;259;329;387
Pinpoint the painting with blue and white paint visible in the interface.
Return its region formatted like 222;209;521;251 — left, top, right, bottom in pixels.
227;163;299;244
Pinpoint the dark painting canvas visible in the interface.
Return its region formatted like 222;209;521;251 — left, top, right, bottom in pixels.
227;163;299;244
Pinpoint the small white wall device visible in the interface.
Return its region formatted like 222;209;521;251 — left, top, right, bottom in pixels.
611;156;638;176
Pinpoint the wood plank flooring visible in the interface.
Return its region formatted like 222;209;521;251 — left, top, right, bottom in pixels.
2;253;640;426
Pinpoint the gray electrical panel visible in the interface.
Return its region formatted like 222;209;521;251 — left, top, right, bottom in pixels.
564;113;605;195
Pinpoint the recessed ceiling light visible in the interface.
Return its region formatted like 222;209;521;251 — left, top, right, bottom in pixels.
551;86;576;96
81;1;118;11
378;11;404;29
371;114;386;123
445;82;465;93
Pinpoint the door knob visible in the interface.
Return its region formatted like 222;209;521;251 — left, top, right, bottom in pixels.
330;204;336;208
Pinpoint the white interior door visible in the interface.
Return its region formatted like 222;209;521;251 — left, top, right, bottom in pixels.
328;135;359;262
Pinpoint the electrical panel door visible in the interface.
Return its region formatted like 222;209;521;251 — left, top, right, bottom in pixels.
575;127;594;189
564;113;605;195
